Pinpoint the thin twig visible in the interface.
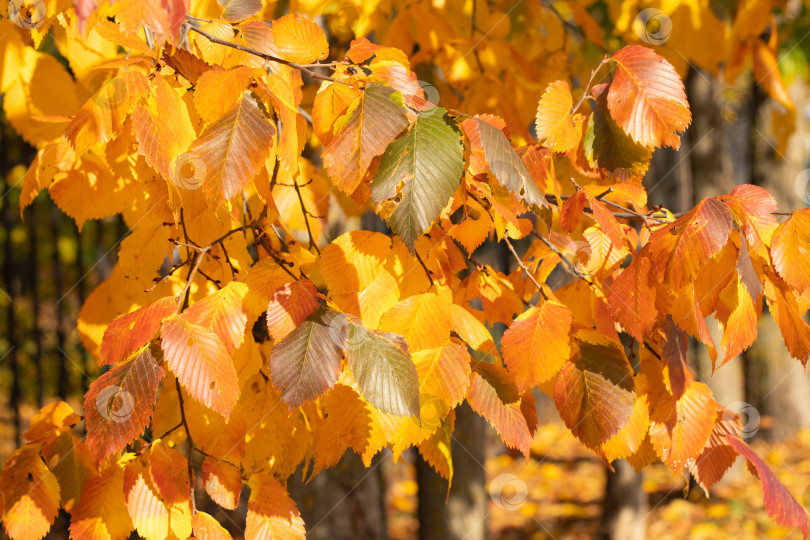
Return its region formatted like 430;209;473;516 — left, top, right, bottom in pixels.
187;24;348;85
530;230;593;285
571;58;609;114
291;175;321;255
504;237;548;300
175;381;197;515
414;251;434;287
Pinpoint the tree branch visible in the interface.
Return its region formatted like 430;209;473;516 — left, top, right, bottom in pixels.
186;23;349;85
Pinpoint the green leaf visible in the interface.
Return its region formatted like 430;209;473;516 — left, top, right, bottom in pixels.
345;321;420;417
465;118;547;210
371;107;464;251
583;85;652;180
269;305;345;409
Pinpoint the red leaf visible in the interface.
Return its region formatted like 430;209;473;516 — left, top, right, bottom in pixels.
688;409;741;495
607;256;657;341
647;198;733;290
560;190;587;233
720;184;778;256
725;435;808;538
466;370;531;458
659;315;689;400
607;46;691;149
84;347;164;462
584;191;624;248
100;296;176;366
554;330;635;449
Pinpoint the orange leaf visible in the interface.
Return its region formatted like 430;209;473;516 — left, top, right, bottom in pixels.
161;316;240;419
607;256;657;341
771;209;810;291
688;409;741;495
194;67;258;124
181;282;249;354
202;457;242;510
765;280;810;365
100;296;176;366
188;93;276;200
123;459;171;540
649;380;716;472
149;441;190;505
245;474;305;539
378;292;451;352
584;191;624;249
0;445;61;540
602;375;651;462
607;46;691;149
322;84;409;194
65;69;151;156
714;275;759;368
193;511;233;540
272;14;329;64
501;300;572;390
84;346;165;461
720;184;778;256
535;80;579;152
265;279;319;341
22;401;81;445
69;462;133;540
312;385;371;477
647;198;733;290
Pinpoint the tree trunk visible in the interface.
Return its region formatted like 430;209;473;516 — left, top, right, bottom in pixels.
600;460;647;540
743;79;810;442
417;404;488;540
289;451;388;540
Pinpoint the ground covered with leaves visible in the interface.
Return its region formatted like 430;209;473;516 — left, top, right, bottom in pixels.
387;424;810;539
